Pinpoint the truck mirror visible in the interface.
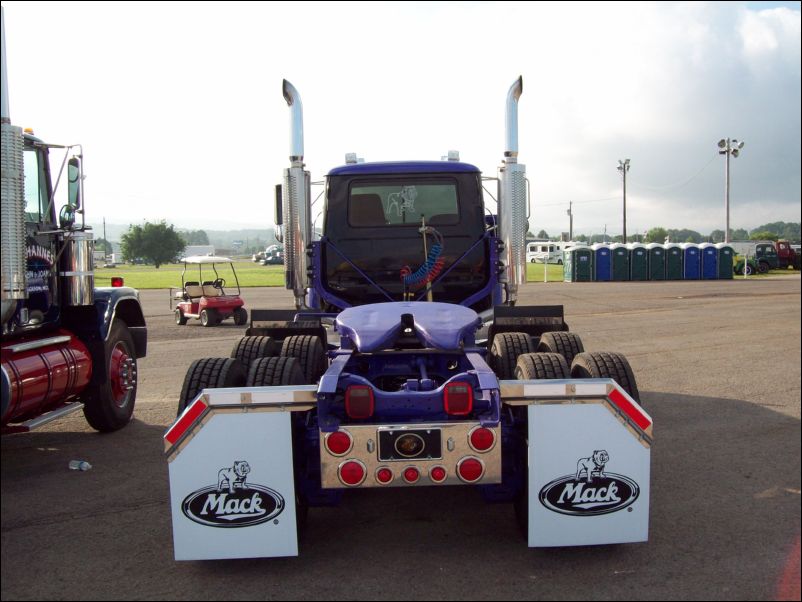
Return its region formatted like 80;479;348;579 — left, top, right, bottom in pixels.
67;156;82;209
275;184;283;226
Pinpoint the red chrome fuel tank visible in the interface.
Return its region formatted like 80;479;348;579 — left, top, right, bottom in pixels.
1;329;93;425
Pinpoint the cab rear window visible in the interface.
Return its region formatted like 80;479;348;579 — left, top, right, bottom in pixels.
348;181;459;227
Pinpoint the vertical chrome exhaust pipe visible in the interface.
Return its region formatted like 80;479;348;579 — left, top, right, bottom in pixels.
281;79;311;309
499;76;526;304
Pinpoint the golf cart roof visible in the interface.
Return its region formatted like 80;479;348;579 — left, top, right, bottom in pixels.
183;255;234;264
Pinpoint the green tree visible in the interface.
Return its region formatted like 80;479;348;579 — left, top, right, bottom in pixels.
181;229;210;245
710;230;725;243
536;229;549;239
95;237;114;254
645;227;668;243
731;228;749;241
121;221;185;268
750;231;779;241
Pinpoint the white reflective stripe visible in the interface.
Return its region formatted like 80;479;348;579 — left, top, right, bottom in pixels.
500;378;615;399
202;385;318;407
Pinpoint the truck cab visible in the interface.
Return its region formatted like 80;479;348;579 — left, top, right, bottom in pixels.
318;162;494;312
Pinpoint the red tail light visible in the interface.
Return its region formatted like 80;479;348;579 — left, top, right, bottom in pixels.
457;457;484;483
325;431;353;456
469;427;496;453
345;385;374;419
429;466;447;483
444;382;473;416
339;460;366;486
375;467;394;485
403;467;420;484
111;277;124;287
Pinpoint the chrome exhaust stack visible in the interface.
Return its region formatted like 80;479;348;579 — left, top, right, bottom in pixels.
1;6;28;326
499;76;526;304
282;79;312;309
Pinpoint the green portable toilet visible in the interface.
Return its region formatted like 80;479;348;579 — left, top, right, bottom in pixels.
715;243;735;280
664;243;683;280
564;247;593;281
610;243;630;281
628;243;648;281
647;243;666;280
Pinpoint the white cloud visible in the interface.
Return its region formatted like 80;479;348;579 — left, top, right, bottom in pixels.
2;1;799;238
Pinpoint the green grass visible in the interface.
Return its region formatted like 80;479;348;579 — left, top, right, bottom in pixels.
93;259;796;289
93;260;285;289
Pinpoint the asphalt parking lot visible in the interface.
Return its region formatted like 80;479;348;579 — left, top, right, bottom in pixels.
2;276;800;601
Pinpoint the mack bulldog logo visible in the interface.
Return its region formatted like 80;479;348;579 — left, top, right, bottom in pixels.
539;450;639;516
182;461;285;528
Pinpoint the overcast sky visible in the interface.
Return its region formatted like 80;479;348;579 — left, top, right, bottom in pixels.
3;1;800;238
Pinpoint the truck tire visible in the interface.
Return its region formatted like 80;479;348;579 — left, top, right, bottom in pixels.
82;321;138;432
536;332;584;366
200;308;218;327
570;351;641;404
246;356;306;386
177;357;246;417
175;308;187;325
231;336;277;369
489;332;535;380
280;335;327;383
233;307;248;326
515;352;570;380
758;261;770;274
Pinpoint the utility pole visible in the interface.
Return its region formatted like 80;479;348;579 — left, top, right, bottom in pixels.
567;201;573;241
718;138;744;243
617;159;630;244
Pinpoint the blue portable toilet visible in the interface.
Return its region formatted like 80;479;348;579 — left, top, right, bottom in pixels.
647;243;666;280
699;243;718;279
681;243;701;279
592;243;612;281
664;243;683;280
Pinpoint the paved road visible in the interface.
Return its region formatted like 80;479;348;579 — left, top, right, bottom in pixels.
2;277;800;600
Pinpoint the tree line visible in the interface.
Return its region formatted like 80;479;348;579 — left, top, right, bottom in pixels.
533;221;801;244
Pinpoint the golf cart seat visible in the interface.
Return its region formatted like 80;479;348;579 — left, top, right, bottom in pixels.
202;281;222;297
184;281;204;299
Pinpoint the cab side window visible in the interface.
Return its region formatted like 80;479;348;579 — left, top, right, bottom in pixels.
23;148;47;222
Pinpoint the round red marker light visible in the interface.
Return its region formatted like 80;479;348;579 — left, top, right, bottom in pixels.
469;427;496;453
339;461;366;486
457;457;484;483
376;467;393;484
325;431;353;456
430;466;447;483
403;467;420;484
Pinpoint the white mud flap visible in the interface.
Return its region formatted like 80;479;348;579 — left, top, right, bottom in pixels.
164;386;316;560
501;379;652;547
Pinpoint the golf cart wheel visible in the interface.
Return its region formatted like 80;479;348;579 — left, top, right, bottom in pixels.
233;307;248;326
175;308;187;325
200;308;218;327
536;332;584;366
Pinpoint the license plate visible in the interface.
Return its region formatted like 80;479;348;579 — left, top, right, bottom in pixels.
377;428;442;462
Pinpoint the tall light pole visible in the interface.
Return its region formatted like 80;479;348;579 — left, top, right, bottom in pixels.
567;201;573;241
617;159;630;243
718;138;744;243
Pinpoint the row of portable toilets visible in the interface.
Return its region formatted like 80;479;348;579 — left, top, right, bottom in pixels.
564;243;736;282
